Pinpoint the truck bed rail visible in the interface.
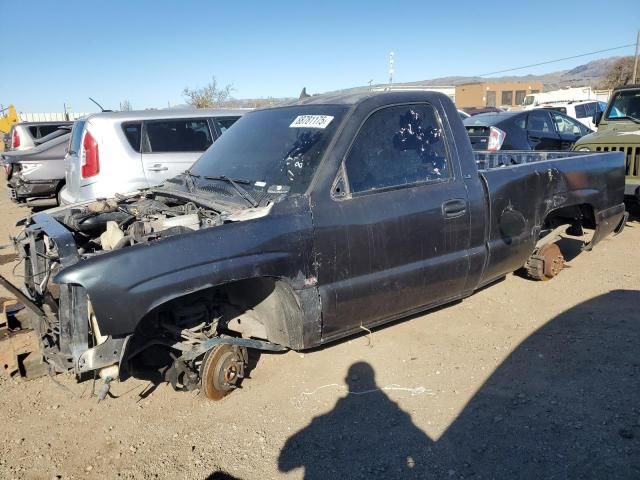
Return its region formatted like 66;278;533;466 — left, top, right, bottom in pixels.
475;151;589;171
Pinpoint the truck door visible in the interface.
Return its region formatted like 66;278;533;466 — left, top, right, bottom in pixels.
526;110;561;150
142;118;214;186
311;102;471;339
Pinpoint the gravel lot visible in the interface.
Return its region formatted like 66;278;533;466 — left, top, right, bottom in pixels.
0;185;639;479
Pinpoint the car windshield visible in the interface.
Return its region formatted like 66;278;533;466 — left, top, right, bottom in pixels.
605;90;640;121
189;105;348;194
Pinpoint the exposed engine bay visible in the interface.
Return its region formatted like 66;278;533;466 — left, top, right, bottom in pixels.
54;190;273;255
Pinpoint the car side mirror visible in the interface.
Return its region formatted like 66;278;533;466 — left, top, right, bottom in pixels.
593;111;603;127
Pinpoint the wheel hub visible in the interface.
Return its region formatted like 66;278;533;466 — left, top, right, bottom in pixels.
200;344;247;400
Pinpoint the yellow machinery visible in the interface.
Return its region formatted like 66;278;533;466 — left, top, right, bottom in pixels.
0;104;18;134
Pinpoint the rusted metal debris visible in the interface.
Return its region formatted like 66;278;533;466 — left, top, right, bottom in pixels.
0;299;47;380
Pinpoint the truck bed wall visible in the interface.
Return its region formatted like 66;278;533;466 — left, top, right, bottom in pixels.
477;151;625;285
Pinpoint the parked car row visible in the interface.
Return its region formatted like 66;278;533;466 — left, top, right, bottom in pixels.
463;108;592;151
1;109;245;206
0;90;626;402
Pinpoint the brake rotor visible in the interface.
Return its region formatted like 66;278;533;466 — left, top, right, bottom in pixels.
525;242;565;281
539;243;564;279
200;344;246;400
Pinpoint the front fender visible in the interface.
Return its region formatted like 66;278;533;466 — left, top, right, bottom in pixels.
54;198;315;337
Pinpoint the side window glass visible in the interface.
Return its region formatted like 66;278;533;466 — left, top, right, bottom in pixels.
345;104;451;194
551;112;583;135
574;104;587;118
122;122;142;152
214;117;239;134
145;119;213;152
527;111;552;132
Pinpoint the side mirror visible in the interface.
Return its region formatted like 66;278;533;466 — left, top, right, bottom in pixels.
593;111;603;127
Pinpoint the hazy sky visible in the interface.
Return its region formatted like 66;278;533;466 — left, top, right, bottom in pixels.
2;0;639;113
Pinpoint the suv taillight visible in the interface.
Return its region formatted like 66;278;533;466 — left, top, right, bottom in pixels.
81;131;99;178
487;126;506;151
11;129;20;148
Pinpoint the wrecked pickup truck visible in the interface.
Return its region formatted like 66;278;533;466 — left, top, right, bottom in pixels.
3;91;627;400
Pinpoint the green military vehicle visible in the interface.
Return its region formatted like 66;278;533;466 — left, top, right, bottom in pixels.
573;84;640;202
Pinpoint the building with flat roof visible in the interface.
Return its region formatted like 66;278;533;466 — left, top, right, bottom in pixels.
455;81;544;109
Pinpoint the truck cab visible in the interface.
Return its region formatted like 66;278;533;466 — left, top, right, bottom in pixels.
573;84;640;201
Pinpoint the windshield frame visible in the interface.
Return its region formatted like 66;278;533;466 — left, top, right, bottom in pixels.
604;89;640;122
188;104;351;196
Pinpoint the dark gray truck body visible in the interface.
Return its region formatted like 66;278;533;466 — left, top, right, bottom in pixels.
5;91;626;394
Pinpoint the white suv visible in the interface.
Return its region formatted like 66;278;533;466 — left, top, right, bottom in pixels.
60;109;246;204
540;100;607;130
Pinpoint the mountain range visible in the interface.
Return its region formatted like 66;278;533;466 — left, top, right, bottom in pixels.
324;56;629;97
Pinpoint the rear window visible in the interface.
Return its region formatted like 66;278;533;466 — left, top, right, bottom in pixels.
39;125;61;137
27;124;69;139
69;121;86;155
144;119;213;153
214;117;240;134
463;113;513;126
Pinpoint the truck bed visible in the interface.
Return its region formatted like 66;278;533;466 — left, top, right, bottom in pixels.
473;150;626;287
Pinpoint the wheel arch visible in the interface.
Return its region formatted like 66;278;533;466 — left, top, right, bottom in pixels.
135;275;316;350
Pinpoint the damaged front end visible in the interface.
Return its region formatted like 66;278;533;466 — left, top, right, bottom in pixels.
9;189;286;397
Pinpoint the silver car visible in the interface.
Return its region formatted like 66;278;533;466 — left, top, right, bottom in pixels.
6;121;73;151
3;128;70;204
60;109;246;204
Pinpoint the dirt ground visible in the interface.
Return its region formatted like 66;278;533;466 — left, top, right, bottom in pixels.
0;185;638;480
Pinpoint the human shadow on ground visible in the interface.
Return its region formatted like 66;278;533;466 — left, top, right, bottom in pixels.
278;289;640;479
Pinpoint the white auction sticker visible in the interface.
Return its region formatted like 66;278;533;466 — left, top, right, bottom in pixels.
289;115;334;129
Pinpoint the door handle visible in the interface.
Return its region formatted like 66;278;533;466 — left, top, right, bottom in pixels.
528;135;541;142
148;164;168;171
442;199;467;219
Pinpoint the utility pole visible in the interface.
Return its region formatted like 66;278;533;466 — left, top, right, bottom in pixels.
633;30;640;84
389;51;395;85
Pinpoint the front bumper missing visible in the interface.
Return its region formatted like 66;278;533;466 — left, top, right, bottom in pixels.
10;213;96;374
0;273;89;373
